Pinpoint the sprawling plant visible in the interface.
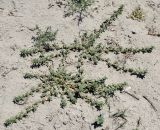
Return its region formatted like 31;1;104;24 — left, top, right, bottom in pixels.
4;5;154;128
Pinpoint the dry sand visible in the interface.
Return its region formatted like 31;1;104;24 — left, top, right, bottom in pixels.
0;0;160;130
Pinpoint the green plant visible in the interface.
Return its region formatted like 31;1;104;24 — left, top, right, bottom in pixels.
91;100;104;110
60;97;67;108
63;0;94;25
92;114;104;128
24;73;39;79
13;95;28;105
4;117;17;127
20;48;40;57
129;7;144;21
20;26;57;58
32;26;57;46
4;5;154;127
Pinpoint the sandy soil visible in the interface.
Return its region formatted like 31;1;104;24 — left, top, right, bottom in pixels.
0;0;160;130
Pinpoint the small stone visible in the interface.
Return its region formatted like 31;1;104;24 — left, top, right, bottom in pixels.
132;31;136;34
